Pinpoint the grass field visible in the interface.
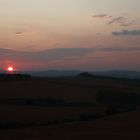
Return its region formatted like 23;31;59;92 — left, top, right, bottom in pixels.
0;76;140;139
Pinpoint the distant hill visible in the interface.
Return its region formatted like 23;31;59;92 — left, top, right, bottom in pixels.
24;70;82;77
93;70;140;79
78;72;95;78
21;70;140;79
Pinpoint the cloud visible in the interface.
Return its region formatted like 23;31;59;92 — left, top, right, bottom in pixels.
1;47;140;70
98;47;140;52
16;32;23;35
92;14;107;18
0;46;140;62
108;16;134;27
15;25;40;36
0;48;94;62
108;16;125;24
92;13;134;27
120;21;135;27
112;29;140;36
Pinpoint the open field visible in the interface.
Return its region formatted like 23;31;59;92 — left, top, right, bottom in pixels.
0;105;105;123
0;109;140;140
0;77;140;100
0;76;140;139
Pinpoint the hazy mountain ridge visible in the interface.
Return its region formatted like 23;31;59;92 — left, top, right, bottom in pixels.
24;70;82;77
21;70;140;79
93;70;140;79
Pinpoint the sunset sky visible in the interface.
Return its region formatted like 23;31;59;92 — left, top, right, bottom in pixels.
0;0;140;71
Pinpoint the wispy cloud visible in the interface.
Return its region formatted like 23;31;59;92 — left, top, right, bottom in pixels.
92;13;134;27
108;16;125;24
108;16;134;27
112;29;140;36
92;14;107;18
0;48;94;61
16;32;23;35
98;47;140;52
0;47;140;70
120;21;135;27
0;47;140;62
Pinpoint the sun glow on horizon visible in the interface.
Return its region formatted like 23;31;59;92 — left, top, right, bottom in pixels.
7;66;14;72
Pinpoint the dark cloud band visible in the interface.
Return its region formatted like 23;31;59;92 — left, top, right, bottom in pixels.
112;29;140;36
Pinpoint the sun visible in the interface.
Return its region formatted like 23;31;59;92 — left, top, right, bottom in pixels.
7;66;14;72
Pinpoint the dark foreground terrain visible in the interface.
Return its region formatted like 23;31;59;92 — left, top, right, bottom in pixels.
0;74;140;139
